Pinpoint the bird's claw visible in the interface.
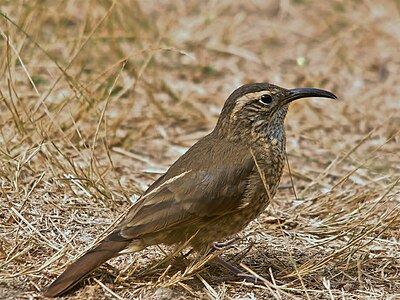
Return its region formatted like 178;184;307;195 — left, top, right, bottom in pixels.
219;273;267;285
211;237;240;251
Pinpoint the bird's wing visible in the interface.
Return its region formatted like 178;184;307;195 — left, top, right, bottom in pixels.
118;138;255;239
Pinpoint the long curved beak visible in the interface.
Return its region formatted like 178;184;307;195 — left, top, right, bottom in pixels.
284;88;337;105
269;87;337;118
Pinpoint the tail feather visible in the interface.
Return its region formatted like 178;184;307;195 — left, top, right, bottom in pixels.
43;234;131;297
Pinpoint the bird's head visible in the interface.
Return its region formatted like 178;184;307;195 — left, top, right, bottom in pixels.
215;82;337;138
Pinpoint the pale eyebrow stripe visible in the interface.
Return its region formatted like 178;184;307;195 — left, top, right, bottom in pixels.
231;91;271;117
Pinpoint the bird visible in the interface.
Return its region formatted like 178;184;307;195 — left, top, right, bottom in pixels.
43;82;337;297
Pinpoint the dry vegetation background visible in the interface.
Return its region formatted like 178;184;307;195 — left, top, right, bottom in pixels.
0;0;399;299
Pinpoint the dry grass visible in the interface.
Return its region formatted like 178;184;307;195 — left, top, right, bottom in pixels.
0;0;399;299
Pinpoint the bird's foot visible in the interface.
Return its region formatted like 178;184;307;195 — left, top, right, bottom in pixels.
211;237;240;251
212;255;269;285
219;273;266;285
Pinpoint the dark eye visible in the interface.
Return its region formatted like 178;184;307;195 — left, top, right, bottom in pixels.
259;94;272;105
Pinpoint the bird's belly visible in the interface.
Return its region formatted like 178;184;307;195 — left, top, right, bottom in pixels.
189;165;283;250
189;195;269;250
160;161;284;251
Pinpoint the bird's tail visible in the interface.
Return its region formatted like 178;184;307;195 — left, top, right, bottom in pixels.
43;232;132;297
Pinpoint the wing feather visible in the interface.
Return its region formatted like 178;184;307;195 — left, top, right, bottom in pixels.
118;134;254;239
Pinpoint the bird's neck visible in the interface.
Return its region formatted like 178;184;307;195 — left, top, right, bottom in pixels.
248;106;288;198
250;124;286;201
213;112;287;199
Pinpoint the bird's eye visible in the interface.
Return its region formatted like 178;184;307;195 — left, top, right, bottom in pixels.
259;94;272;105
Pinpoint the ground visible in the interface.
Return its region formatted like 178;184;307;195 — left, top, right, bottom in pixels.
0;0;399;299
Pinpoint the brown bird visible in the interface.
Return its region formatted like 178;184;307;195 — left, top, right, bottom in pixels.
43;82;337;297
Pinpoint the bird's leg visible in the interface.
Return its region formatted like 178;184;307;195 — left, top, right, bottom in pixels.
209;238;267;284
211;237;240;250
212;255;267;285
